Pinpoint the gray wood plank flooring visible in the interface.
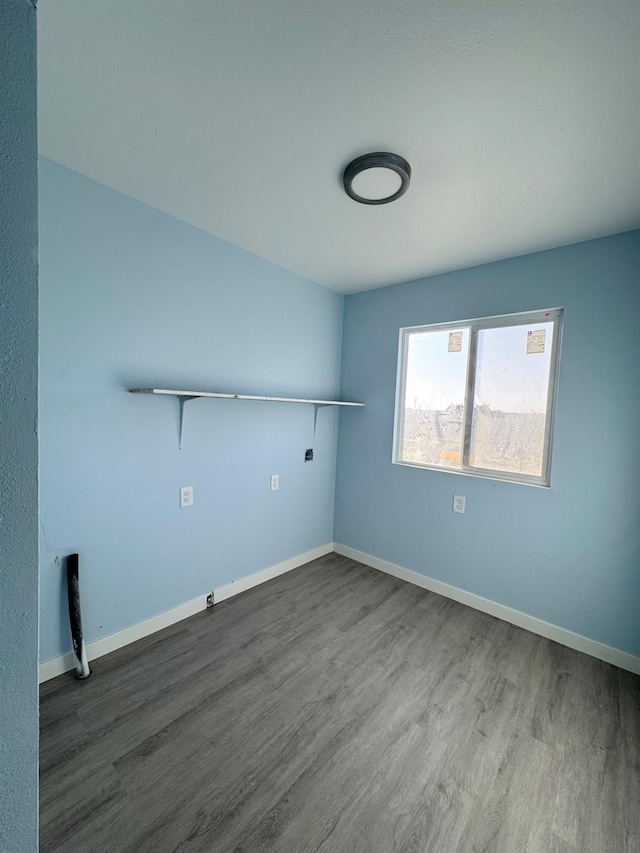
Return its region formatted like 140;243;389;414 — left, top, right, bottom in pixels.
40;553;640;852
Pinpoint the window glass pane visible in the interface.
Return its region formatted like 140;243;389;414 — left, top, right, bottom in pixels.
400;328;469;468
468;322;554;477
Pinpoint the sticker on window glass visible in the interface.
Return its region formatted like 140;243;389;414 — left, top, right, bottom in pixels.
448;331;463;352
526;329;546;354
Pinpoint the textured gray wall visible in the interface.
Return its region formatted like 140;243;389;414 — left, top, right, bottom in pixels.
0;1;39;850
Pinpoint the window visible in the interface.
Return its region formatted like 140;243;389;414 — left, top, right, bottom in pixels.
393;308;563;486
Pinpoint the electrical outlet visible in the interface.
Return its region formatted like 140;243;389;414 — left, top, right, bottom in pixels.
453;495;465;514
270;474;280;492
180;486;194;508
305;448;314;462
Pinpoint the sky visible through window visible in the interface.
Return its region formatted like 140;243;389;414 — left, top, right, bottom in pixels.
405;322;554;415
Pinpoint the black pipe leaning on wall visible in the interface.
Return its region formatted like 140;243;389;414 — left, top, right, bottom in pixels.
66;553;91;679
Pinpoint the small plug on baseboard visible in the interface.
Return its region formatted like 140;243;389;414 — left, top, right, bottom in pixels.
206;592;215;608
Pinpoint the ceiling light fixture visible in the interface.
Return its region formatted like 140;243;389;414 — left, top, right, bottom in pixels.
343;152;411;205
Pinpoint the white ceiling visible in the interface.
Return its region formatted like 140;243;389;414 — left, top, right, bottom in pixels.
38;1;640;294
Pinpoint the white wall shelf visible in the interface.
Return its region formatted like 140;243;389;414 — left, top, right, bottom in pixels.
129;388;364;449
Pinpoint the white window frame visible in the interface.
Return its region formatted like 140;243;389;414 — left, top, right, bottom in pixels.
393;308;563;487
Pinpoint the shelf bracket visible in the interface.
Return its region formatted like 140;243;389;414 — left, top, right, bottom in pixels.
129;388;363;449
178;395;198;449
313;403;331;441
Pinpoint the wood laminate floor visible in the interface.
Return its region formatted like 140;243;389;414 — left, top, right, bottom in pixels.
40;553;640;852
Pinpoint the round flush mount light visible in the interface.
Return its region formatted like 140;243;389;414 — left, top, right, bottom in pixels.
343;152;411;205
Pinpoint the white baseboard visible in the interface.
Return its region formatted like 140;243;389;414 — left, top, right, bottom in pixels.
42;540;639;682
212;542;332;603
333;543;640;676
39;542;334;683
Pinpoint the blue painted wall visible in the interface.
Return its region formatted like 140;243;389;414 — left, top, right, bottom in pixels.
39;159;343;663
335;232;640;656
0;2;39;850
38;155;640;669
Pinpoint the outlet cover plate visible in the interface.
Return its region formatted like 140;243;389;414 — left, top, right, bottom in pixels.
453;495;465;514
